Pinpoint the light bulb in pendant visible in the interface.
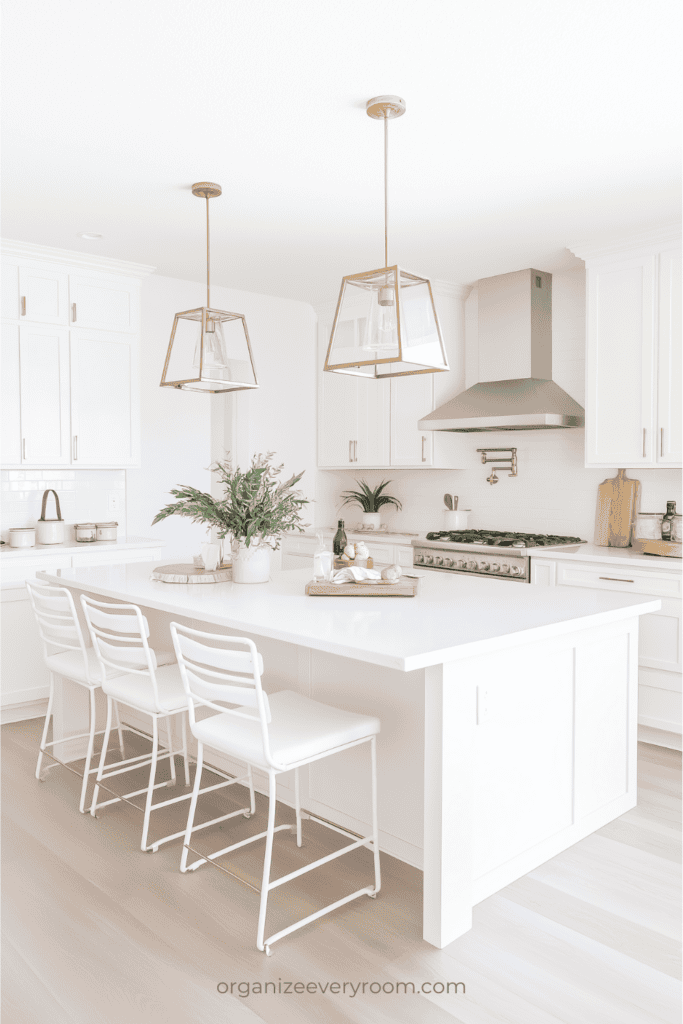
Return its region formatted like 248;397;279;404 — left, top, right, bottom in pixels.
366;284;397;351
192;318;231;371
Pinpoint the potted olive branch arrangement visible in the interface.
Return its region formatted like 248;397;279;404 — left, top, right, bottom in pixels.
339;479;402;530
152;453;309;583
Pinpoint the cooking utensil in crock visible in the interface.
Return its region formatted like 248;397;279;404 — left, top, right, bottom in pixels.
444;494;453;510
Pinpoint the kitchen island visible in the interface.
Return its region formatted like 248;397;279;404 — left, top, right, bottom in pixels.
37;561;659;948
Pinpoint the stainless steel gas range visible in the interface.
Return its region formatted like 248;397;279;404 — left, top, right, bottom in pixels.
412;531;586;582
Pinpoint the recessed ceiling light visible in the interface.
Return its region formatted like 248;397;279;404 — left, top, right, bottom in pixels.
78;232;102;239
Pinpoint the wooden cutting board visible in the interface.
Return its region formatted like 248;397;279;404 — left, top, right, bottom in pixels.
306;576;419;597
151;563;233;583
594;469;640;547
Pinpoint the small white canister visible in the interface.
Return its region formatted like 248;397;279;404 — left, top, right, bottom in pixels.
9;527;36;548
74;522;97;543
96;522;118;542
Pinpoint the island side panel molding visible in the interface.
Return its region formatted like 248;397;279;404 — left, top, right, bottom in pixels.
423;660;475;948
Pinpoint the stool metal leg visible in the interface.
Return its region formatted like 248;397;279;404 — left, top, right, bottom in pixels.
91;696;114;816
294;767;302;847
180;712;190;787
78;687;98;814
257;771;278;954
370;735;381;895
166;716;177;787
113;701;125;757
181;741;204;872
36;673;55;781
141;716;160;851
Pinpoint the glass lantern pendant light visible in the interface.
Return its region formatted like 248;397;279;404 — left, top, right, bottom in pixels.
324;97;449;378
160;182;258;393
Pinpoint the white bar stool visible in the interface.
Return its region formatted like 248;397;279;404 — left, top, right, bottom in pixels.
170;621;381;956
81;595;248;854
26;579;128;813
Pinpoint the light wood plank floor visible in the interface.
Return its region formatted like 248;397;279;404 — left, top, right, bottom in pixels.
2;720;680;1024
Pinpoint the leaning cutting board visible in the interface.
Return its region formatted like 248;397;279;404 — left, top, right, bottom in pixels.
594;469;640;547
306;576;419;597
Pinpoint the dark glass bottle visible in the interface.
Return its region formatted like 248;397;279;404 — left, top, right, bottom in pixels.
333;519;347;556
661;501;677;540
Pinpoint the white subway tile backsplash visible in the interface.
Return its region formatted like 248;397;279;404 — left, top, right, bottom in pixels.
0;469;126;543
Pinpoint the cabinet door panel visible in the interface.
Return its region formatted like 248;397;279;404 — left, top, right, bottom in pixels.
1;324;21;463
1;262;19;319
356;375;389;466
657;249;682;464
69;276;137;331
639;597;681;673
585;258;655;466
70;331;136;465
18;268;68;325
19;327;70;464
390;373;433;466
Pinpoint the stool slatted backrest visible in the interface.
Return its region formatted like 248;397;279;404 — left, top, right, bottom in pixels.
26;580;91;680
169;622;279;768
80;595;164;710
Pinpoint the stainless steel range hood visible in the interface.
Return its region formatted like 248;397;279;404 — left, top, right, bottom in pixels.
419;268;584;432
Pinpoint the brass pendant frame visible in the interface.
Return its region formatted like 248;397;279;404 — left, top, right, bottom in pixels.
160;306;258;394
324;264;449;379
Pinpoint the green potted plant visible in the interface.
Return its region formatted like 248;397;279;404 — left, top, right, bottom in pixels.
339;479;402;530
152;453;309;583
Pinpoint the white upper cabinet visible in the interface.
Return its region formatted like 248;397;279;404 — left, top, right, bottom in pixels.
19;326;71;464
18;267;69;325
576;233;682;469
657;249;682;465
390;373;434;466
1;324;21;463
69;275;138;332
1;242;151;468
316;288;467;470
70;330;138;465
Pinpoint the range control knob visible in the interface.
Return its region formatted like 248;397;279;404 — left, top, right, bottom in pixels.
478;561;490;572
433;555;443;566
490;563;500;573
415;553;424;564
425;555;434;565
465;560;477;571
443;557;453;568
510;564;523;577
455;559;466;569
499;564;510;574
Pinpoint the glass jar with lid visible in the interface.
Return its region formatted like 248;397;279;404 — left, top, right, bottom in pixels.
634;513;663;541
74;522;97;543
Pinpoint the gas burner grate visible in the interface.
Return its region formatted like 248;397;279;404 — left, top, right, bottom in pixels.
425;530;586;547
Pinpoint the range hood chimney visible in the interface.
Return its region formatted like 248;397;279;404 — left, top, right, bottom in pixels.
419;268;584;432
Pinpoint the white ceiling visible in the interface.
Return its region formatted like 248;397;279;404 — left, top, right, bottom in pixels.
2;0;680;304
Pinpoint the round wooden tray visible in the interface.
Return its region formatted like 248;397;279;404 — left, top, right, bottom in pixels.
151;563;233;584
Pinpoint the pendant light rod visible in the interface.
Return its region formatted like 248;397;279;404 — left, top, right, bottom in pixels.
366;96;405;269
191;181;222;308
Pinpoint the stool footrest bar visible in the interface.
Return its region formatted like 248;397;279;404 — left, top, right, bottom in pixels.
263;887;376;950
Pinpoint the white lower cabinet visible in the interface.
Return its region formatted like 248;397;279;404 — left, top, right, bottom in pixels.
531;556;681;741
0;544;163;721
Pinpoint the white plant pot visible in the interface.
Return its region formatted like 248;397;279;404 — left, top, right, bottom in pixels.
231;540;271;584
361;512;382;530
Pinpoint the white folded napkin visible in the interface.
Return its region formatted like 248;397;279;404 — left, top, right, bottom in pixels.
330;566;382;585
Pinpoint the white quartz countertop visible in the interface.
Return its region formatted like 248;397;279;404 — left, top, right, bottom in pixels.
529;543;681;569
37;562;660;673
302;528;419;542
0;536;163;559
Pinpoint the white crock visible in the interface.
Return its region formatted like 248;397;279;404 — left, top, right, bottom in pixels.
444;510;470;530
9;528;36;548
361;512;382;530
231;539;271;583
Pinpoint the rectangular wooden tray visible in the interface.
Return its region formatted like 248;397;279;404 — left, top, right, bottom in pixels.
305;575;419;597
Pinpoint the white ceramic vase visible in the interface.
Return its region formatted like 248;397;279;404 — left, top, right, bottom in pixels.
361;512;382;530
231;539;271;583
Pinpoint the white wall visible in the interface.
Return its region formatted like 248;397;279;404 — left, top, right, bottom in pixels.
314;267;682;538
126;273;317;561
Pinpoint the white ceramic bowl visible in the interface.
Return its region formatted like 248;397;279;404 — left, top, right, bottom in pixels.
9;528;36;548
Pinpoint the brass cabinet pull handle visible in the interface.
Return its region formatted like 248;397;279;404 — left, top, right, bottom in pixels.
21;296;26;316
354;440;358;462
599;576;634;583
72;303;77;322
642;428;646;457
421;435;427;462
22;437;26;460
349;440;353;463
73;435;78;461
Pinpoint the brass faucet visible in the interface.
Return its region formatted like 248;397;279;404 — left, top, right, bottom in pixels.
476;448;517;485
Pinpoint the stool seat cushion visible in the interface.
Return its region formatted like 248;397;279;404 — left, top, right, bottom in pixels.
103;663;186;714
192;690;381;770
46;647;175;688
